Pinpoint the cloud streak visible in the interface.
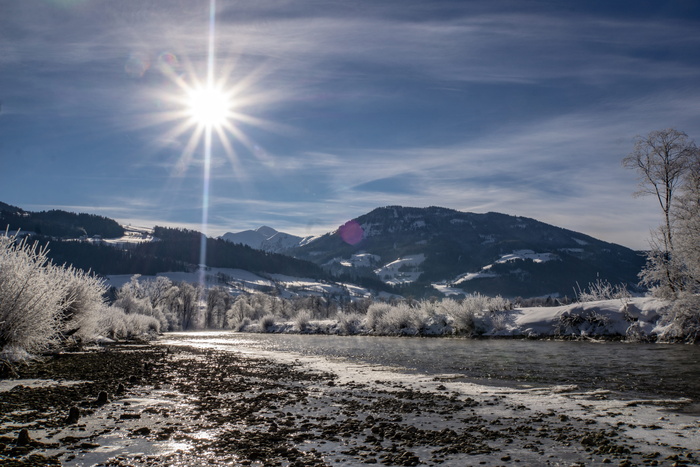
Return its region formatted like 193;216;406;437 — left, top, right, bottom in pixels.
2;0;699;251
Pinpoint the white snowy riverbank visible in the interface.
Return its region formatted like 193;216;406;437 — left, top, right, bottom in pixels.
243;297;675;340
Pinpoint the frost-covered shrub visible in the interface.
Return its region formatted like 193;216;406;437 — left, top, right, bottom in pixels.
232;317;251;332
337;312;364;335
487;311;509;333
57;266;107;344
114;293;153;316
114;275;177;330
656;293;700;343
379;302;416;335
226;297;258;326
575;278;630;303
486;295;514;312
462;293;490;313
125;313;161;337
293;309;312;332
97;306;160;340
555;308;612;336
98;306;128;340
259;314;276;332
443;298;478;335
0;234;109;356
0;235;65;354
365;302;392;331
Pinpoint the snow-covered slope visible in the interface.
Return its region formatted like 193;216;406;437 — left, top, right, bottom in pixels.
291;206;645;298
99;225;158;247
106;266;374;300
220;226;309;253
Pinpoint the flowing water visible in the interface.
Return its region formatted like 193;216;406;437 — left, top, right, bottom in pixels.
167;332;700;403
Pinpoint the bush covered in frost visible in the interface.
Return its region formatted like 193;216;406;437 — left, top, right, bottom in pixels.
336;312;364;335
575;278;630;303
0;235;67;355
293;309;312;332
0;234;108;358
0;234;164;361
655;293;700;343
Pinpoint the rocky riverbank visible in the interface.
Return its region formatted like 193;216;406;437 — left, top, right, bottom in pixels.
1;341;698;466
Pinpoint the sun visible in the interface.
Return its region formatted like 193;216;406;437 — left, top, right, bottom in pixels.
186;84;232;129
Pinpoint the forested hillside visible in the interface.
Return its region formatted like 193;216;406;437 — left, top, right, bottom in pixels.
0;203;124;238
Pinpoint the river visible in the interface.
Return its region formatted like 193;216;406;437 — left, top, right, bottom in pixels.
165;332;700;404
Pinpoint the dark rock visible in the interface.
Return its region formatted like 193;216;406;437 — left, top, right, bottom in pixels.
96;391;109;405
133;427;151;436
66;406;80;424
16;429;32;446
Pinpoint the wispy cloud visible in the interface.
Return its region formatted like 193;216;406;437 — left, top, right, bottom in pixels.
3;0;699;251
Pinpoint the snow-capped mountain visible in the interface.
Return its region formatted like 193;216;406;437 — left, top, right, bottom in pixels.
219;226;313;253
290;206;645;298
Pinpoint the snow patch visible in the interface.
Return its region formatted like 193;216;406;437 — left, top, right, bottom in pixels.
374;254;425;285
98;225;157;247
452;271;499;284
496;249;558;264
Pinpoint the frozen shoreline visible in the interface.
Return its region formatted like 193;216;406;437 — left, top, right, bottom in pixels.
1;340;698;466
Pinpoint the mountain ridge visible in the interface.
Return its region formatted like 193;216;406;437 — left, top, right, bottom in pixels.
289;206;645;298
219;226;312;253
0;201;646;298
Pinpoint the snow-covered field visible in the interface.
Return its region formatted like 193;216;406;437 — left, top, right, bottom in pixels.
97;225;157;247
107;267;374;299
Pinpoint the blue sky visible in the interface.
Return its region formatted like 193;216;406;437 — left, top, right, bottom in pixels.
2;0;700;250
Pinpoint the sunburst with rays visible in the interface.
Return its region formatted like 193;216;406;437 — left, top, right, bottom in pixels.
134;0;286;286
147;55;276;179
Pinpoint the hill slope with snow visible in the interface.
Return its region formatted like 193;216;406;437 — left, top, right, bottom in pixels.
290;206;645;298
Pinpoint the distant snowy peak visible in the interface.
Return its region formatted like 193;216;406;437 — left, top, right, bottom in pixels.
220;229;269;250
255;225;278;238
220;226;309;253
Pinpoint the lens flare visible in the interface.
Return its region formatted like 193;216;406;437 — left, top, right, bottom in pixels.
339;220;364;245
125;52;151;78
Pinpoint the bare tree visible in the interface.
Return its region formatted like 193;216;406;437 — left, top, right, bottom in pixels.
623;128;698;293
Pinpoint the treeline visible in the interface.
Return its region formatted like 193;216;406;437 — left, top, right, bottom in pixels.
112;276;370;332
39;238;185;276
143;226;330;278
0;204;125;238
113;274;515;337
32;227;338;281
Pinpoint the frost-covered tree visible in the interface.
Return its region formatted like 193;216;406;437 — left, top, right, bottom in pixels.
672;156;700;292
114;275;183;330
205;286;233;329
624;129;700;295
174;282;202;330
